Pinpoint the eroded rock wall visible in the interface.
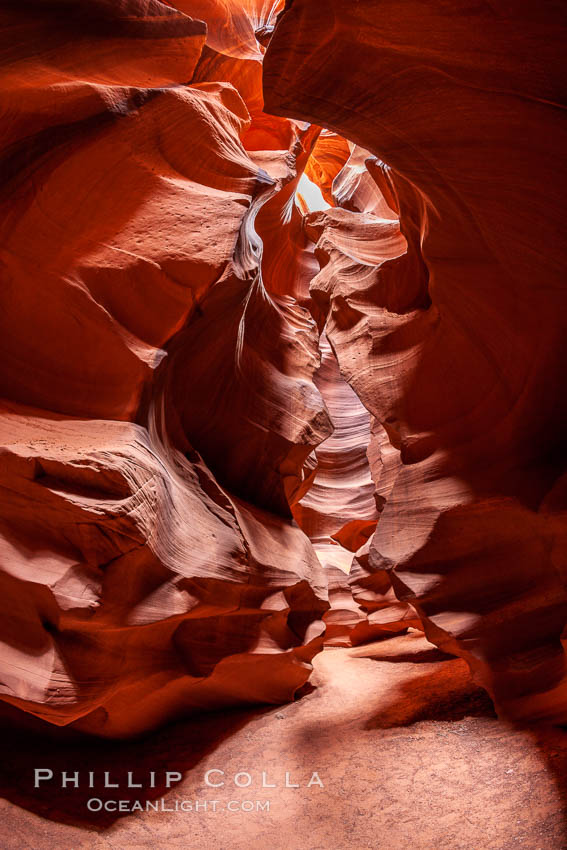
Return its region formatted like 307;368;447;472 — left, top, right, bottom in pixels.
264;0;567;722
2;0;565;732
0;0;333;737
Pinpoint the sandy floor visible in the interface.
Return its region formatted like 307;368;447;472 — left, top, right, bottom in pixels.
0;631;566;849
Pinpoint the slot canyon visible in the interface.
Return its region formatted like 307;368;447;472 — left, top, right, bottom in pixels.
0;1;566;847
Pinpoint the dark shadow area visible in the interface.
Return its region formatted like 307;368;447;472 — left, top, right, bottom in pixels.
293;681;317;700
363;646;455;664
364;661;496;730
526;723;567;844
0;700;274;832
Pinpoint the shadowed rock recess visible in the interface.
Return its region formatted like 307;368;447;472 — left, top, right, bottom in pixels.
0;0;565;738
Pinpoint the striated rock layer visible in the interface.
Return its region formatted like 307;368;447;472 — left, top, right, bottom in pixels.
0;0;335;737
264;0;567;721
2;0;566;734
292;332;420;647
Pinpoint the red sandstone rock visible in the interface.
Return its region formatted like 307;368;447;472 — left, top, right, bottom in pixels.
0;0;331;736
173;0;282;60
0;403;327;736
3;0;566;735
264;0;567;721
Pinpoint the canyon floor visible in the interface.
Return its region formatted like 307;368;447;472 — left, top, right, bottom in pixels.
0;631;565;850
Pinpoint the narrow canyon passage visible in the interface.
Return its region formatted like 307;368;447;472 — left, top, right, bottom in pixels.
0;1;566;848
290;156;423;647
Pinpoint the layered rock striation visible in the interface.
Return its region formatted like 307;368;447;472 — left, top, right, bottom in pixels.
1;0;566;733
264;0;567;721
0;0;333;737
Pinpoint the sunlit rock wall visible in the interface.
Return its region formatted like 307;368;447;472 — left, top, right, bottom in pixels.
264;0;567;722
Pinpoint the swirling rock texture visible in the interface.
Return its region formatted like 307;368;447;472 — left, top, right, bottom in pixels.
292;332;421;646
1;0;565;739
0;0;337;738
264;0;567;722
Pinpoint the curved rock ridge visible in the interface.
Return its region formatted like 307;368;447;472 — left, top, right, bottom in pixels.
0;0;333;736
0;402;327;737
173;0;283;60
293;333;378;556
303;129;351;206
292;314;422;647
3;0;566;734
264;0;567;721
332;144;399;219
